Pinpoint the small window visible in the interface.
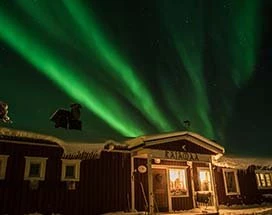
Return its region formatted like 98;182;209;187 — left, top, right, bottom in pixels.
65;165;75;179
24;157;47;181
222;169;240;195
29;163;41;177
169;168;188;197
255;171;272;189
61;159;81;181
0;155;9;180
198;168;212;192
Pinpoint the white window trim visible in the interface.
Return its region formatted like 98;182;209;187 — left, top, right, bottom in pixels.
197;167;212;192
255;170;272;190
61;159;81;182
24;156;48;181
0;155;9;180
222;168;240;195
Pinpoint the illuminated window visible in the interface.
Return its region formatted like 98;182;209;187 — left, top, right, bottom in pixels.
198;168;211;191
169;168;188;197
222;169;240;195
24;157;47;181
0;155;9;180
255;171;272;189
256;174;261;187
265;174;271;187
61;159;81;181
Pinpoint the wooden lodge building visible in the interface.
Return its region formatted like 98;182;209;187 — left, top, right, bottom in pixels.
0;127;272;215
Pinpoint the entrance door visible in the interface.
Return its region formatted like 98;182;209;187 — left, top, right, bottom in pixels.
152;168;168;212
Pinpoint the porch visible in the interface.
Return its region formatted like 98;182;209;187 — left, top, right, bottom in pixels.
127;132;225;214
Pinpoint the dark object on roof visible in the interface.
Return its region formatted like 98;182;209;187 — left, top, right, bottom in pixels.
50;109;70;129
0;101;12;123
50;103;82;130
70;103;81;120
183;120;190;129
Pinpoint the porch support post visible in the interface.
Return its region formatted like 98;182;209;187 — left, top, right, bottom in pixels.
147;153;154;214
187;161;196;208
209;162;219;212
131;156;135;211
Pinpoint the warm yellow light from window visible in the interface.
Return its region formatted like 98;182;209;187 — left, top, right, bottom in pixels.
200;171;207;182
169;168;187;196
256;174;261;187
169;169;179;181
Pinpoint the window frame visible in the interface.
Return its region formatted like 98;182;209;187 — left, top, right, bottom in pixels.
61;159;81;182
24;156;47;181
168;167;189;198
197;167;212;192
255;170;272;190
222;168;240;196
0;155;9;180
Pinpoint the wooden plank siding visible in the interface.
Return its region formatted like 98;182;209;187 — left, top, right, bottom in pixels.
214;166;272;206
77;151;131;215
134;158;149;212
0;140;64;215
0;140;131;215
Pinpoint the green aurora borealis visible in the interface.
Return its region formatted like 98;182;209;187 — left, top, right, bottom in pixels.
0;0;272;156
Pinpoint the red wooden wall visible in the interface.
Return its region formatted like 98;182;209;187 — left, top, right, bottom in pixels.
0;140;131;215
214;166;272;206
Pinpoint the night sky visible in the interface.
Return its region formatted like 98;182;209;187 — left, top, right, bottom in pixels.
1;0;272;157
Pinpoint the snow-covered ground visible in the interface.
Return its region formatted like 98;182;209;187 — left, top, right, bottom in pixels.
102;204;272;215
219;204;272;215
22;205;272;215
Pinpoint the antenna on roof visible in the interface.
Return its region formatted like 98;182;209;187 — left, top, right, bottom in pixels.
183;120;190;131
0;101;12;123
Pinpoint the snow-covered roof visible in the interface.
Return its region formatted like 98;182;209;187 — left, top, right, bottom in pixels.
0;127;226;159
0;127;109;159
124;131;225;154
62;142;106;159
0;127;65;146
213;155;272;169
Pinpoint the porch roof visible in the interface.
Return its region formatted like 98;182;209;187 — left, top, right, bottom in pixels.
124;131;225;155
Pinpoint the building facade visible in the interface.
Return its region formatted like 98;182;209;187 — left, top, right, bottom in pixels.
0;127;271;215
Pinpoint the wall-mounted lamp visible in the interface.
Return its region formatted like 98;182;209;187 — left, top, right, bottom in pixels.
154;158;161;164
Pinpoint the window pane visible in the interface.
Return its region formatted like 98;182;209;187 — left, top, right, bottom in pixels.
256;174;261;187
265;174;271;187
29;163;41;177
199;170;211;191
260;174;266;187
225;171;237;193
169;168;187;196
65;165;75;178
